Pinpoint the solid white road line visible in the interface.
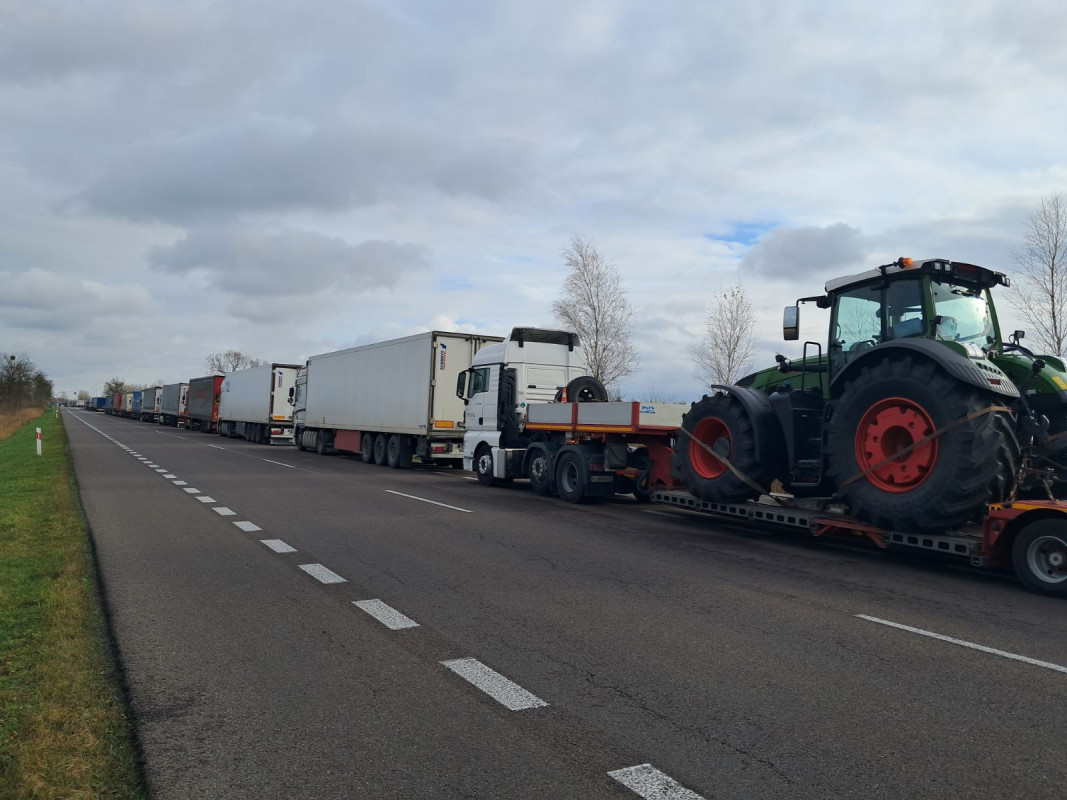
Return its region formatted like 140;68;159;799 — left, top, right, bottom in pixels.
298;563;347;584
439;658;547;711
233;521;262;532
212;507;236;516
183;487;200;494
163;473;177;479
608;764;707;800
385;490;472;513
195;496;216;503
262;458;294;468
856;615;1067;674
172;480;188;486
261;539;297;553
353;600;419;630
208;444;225;450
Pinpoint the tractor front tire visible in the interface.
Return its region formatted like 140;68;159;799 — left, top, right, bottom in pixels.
826;356;1018;532
672;394;775;503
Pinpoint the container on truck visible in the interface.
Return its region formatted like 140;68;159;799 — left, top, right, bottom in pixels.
186;375;224;433
294;331;503;466
460;328;688;502
122;392;134;417
159;382;189;427
109;393;123;415
92;396;107;411
218;364;300;445
131;390;144;418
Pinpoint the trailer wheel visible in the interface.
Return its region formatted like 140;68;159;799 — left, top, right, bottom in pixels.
555;450;587;503
373;434;388;465
1012;519;1067;596
387;434;405;469
295;427;306;451
475;444;497;486
360;433;374;463
826;356;1018;532
528;445;554;496
316;430;330;455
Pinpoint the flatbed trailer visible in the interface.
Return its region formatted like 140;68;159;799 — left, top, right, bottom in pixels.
651;490;1067;596
476;400;689;502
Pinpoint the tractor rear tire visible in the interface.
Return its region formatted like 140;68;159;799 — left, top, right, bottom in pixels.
826;356;1018;532
527;445;555;496
672;394;775;503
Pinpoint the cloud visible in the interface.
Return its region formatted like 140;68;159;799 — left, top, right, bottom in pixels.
0;268;154;332
739;223;867;280
148;226;430;300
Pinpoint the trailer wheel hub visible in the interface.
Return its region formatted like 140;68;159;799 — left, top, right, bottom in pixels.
854;397;937;493
1026;534;1067;584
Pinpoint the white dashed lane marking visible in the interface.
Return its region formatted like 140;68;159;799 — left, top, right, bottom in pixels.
261;539;296;553
298;564;347;584
163;473;177;479
183;488;200;494
262;458;294;468
440;658;547;711
154;468;167;473
213;507;236;516
856;615;1067;674
384;490;472;514
354;600;419;630
195;496;216;503
233;521;261;532
608;764;707;800
172;480;188;486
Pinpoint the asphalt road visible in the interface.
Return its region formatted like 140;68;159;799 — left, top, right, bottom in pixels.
64;409;1067;799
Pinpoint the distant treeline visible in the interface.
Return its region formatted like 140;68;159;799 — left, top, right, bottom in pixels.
1;353;53;411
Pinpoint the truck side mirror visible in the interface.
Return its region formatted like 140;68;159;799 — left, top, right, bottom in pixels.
456;370;469;404
783;306;799;341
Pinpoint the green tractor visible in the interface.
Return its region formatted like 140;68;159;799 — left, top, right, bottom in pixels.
673;257;1067;533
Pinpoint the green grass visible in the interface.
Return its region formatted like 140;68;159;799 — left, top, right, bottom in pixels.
0;411;146;799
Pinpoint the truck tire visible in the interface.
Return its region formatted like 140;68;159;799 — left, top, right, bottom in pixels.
672;394;773;503
553;376;609;403
1011;519;1067;596
373;434;388;465
555;450;588;503
629;446;653;503
316;430;329;455
387;434;413;469
527;445;554;496
475;444;497;486
295;427;306;451
826;356;1018;532
360;433;374;463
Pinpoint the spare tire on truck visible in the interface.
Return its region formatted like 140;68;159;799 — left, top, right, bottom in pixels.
672;393;778;504
553;376;609;403
825;355;1018;533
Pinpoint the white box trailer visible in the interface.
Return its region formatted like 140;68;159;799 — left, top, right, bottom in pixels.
294;330;503;467
218;364;300;445
159;382;189;427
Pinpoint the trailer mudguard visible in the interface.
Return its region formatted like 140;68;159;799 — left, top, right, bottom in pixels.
832;339;1020;399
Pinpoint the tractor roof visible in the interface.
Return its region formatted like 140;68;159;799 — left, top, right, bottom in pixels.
824;258;1008;294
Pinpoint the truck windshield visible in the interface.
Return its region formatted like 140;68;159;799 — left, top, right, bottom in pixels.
931;280;995;344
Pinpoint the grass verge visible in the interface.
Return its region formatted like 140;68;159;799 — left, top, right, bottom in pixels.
0;410;146;799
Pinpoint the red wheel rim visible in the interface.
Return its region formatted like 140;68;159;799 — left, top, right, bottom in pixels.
854;397;938;493
690;417;732;479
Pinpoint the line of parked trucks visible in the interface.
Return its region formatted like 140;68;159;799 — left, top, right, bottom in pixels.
83;257;1067;596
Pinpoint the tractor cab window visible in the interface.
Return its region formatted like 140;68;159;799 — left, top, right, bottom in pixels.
931;280;994;344
833;285;882;355
883;279;925;339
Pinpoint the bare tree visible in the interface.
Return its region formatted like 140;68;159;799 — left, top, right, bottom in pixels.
103;377;126;395
77;389;90;401
551;236;638;391
205;350;266;373
1010;193;1067;356
0;352;52;410
691;282;758;388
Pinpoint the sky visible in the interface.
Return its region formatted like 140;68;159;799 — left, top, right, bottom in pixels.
2;0;1066;401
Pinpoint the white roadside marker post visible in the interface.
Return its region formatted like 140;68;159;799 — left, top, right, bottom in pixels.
36;427;42;456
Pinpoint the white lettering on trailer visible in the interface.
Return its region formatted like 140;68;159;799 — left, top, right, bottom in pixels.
856;615;1067;674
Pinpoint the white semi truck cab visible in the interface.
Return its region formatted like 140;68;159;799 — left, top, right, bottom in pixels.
458;328;588;473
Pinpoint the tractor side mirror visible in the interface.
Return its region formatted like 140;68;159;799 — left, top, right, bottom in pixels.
783;306;799;341
1012;330;1025;344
